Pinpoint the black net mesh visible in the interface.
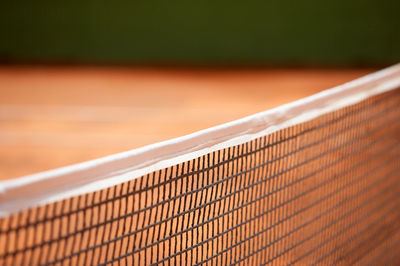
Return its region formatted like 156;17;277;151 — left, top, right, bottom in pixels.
0;89;399;265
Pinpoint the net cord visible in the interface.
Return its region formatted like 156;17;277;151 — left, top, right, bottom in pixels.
0;64;399;217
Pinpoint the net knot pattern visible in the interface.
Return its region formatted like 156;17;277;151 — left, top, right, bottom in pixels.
0;89;400;265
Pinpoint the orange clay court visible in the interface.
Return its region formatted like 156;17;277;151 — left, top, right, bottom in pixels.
0;66;377;180
0;66;399;266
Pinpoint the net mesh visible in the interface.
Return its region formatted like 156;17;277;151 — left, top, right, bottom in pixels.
0;89;399;265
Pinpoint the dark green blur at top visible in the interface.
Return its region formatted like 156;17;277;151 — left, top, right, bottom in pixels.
1;0;399;66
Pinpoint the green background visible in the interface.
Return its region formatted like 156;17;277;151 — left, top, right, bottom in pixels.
1;0;399;66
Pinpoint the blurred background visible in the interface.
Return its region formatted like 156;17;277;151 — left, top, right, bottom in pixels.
0;0;399;179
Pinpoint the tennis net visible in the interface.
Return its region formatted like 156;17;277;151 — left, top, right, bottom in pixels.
0;66;400;265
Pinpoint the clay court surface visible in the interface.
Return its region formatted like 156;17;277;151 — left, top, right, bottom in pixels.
0;66;376;179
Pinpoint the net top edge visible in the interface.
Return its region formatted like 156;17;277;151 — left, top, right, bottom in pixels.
1;64;400;217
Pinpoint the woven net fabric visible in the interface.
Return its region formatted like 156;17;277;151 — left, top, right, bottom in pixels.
0;89;399;265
